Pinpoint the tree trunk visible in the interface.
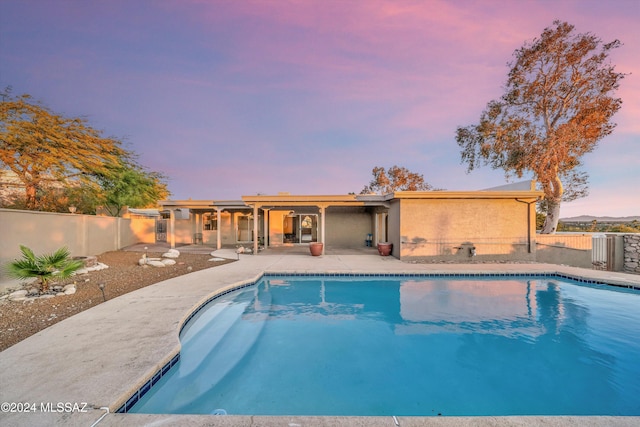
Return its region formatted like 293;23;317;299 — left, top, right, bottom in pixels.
25;183;38;210
541;200;561;234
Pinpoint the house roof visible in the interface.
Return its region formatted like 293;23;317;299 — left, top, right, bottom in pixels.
158;181;543;211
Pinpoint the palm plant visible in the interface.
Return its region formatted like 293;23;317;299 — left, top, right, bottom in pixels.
6;245;84;293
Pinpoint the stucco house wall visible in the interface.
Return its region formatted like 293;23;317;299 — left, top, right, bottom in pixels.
396;198;535;262
325;207;372;248
387;200;401;257
268;211;286;246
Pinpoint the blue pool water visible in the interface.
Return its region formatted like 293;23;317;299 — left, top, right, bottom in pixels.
131;275;640;416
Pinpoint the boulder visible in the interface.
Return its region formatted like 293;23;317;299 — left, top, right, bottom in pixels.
147;260;166;268
89;263;109;271
9;290;28;300
162;249;180;258
161;259;176;266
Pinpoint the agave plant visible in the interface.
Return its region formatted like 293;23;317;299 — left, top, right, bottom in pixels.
6;245;84;293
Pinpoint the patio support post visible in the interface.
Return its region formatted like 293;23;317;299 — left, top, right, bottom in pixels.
374;211;380;245
253;204;259;255
382;212;388;243
191;211;197;244
319;205;326;255
262;208;270;249
216;208;222;250
169;209;176;249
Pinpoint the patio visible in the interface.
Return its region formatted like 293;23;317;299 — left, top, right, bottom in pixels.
1;252;639;426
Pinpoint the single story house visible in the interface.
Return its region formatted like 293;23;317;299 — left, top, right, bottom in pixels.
158;181;543;262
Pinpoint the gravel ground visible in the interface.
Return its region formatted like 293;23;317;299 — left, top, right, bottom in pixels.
0;250;235;352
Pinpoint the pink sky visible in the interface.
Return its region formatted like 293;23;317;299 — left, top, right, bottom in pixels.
1;0;639;217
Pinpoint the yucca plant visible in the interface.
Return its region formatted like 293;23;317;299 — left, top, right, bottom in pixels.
6;245;84;293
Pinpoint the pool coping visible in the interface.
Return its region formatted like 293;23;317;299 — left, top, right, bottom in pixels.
1;254;639;426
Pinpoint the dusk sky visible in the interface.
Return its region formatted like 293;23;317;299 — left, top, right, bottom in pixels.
1;0;638;217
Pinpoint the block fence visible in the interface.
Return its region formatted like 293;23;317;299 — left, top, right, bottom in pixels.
0;208;156;285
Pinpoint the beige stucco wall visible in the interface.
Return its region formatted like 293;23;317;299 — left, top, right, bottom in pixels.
219;212;235;245
535;234;593;269
388;200;401;257
325;207;372;248
171;213;195;244
0;208;154;285
269;210;287;245
397;198;535;261
129;218;157;244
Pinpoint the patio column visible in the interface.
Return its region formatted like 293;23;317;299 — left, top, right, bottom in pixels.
374;211;380;245
319;205;326;255
191;211;197;243
262;208;270;249
216;208;222;250
382;212;388;243
169;209;176;249
253;204;259;255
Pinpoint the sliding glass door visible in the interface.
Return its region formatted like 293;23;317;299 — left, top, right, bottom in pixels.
283;214;318;243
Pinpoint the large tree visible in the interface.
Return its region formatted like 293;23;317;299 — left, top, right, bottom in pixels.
95;161;170;217
0;91;128;210
361;165;436;194
0;90;169;213
456;21;624;233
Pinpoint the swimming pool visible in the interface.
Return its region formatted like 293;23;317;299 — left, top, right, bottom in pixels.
130;274;640;416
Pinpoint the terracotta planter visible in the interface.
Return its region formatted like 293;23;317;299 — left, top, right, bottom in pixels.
377;242;393;256
309;242;323;256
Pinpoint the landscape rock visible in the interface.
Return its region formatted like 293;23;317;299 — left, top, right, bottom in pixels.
624;234;640;274
74;262;109;275
162;249;180;259
8;290;28;300
161;259;176;266
147;260;166;268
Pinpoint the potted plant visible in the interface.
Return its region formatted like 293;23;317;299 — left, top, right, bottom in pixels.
309;242;323;256
377;242;393;256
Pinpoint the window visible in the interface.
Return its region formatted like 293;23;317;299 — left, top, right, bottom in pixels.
236;214;256;242
203;212;217;231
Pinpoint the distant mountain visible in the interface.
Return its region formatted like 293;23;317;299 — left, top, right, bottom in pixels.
561;215;640;223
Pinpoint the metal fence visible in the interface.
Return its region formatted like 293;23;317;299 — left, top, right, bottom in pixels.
592;235;608;270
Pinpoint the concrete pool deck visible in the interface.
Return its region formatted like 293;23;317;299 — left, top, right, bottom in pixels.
1;251;639;427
